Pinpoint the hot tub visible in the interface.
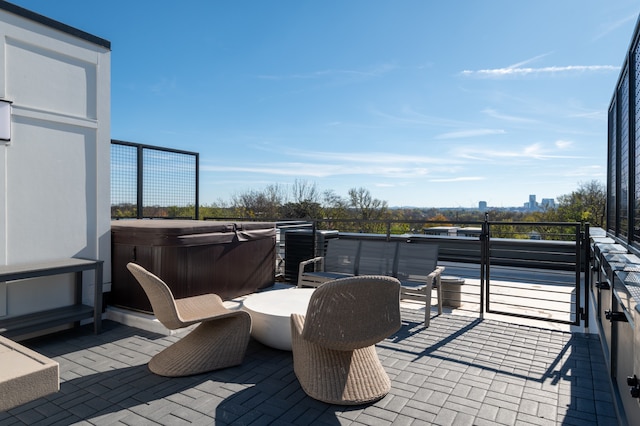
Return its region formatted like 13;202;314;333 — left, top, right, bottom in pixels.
111;220;276;313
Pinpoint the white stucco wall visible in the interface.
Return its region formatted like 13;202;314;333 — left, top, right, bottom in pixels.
0;7;110;317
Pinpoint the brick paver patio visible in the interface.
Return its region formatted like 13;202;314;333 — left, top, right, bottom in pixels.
0;308;619;425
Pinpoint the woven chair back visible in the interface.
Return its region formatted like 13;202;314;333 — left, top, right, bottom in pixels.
126;263;184;329
302;275;401;351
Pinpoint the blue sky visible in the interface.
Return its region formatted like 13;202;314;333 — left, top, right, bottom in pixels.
11;0;640;208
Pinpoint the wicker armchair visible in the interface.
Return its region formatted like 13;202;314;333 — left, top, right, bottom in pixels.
290;275;401;405
126;263;251;377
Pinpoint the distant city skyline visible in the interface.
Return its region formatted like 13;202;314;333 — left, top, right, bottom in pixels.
10;0;640;207
410;193;557;210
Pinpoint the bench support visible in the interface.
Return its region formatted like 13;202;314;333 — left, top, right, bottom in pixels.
0;258;103;339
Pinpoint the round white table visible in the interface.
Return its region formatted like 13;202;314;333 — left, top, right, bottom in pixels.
242;288;315;351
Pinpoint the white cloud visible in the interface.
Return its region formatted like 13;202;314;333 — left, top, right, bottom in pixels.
455;142;584;161
568;110;606;120
482;108;538;124
594;13;638;41
429;176;486;183
563;165;605;177
524;143;544;156
203;147;471;181
461;65;618;78
202;162;442;179
555;140;573;149
285;149;455;165
258;63;396;80
370;106;469;127
436;128;506;139
507;53;553;69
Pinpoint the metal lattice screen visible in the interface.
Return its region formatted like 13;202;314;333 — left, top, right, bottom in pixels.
111;140;199;219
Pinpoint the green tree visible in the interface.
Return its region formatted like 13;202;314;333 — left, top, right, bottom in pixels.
280;180;323;219
199;202;232;219
347;187;389;232
230;184;286;218
281;200;322;219
321;190;349;217
555;180;606;227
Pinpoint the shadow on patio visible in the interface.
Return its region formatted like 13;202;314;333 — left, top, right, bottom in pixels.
1;307;619;425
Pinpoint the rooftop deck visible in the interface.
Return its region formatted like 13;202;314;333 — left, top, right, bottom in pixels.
0;305;618;425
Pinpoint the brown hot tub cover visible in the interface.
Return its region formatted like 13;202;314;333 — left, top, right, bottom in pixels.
111;220;276;312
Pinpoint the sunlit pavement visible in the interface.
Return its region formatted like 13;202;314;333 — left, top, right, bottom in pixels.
0;306;617;426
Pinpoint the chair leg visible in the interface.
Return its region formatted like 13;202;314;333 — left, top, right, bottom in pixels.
291;314;391;405
293;345;390;404
423;283;433;327
436;276;443;316
148;313;251;377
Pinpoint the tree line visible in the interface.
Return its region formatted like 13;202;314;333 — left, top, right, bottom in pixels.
112;179;606;238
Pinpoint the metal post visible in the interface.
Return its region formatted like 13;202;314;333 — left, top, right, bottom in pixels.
582;222;590;329
575;223;582;327
312;220;317;258
194;152;200;220
480;212;489;318
136;145;143;219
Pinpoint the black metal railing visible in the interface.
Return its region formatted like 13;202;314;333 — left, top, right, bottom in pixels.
111;140;199;219
206;216;590;326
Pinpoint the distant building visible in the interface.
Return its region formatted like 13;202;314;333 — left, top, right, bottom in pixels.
541;198;556;209
423;226;457;237
423;226;481;239
523;194;556;211
479;201;487;211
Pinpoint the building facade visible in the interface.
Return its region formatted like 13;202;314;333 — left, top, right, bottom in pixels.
608;15;640;247
0;3;110;321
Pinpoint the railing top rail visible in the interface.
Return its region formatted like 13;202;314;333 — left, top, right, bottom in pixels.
112;139;199;157
203;217;584;227
488;221;583;227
